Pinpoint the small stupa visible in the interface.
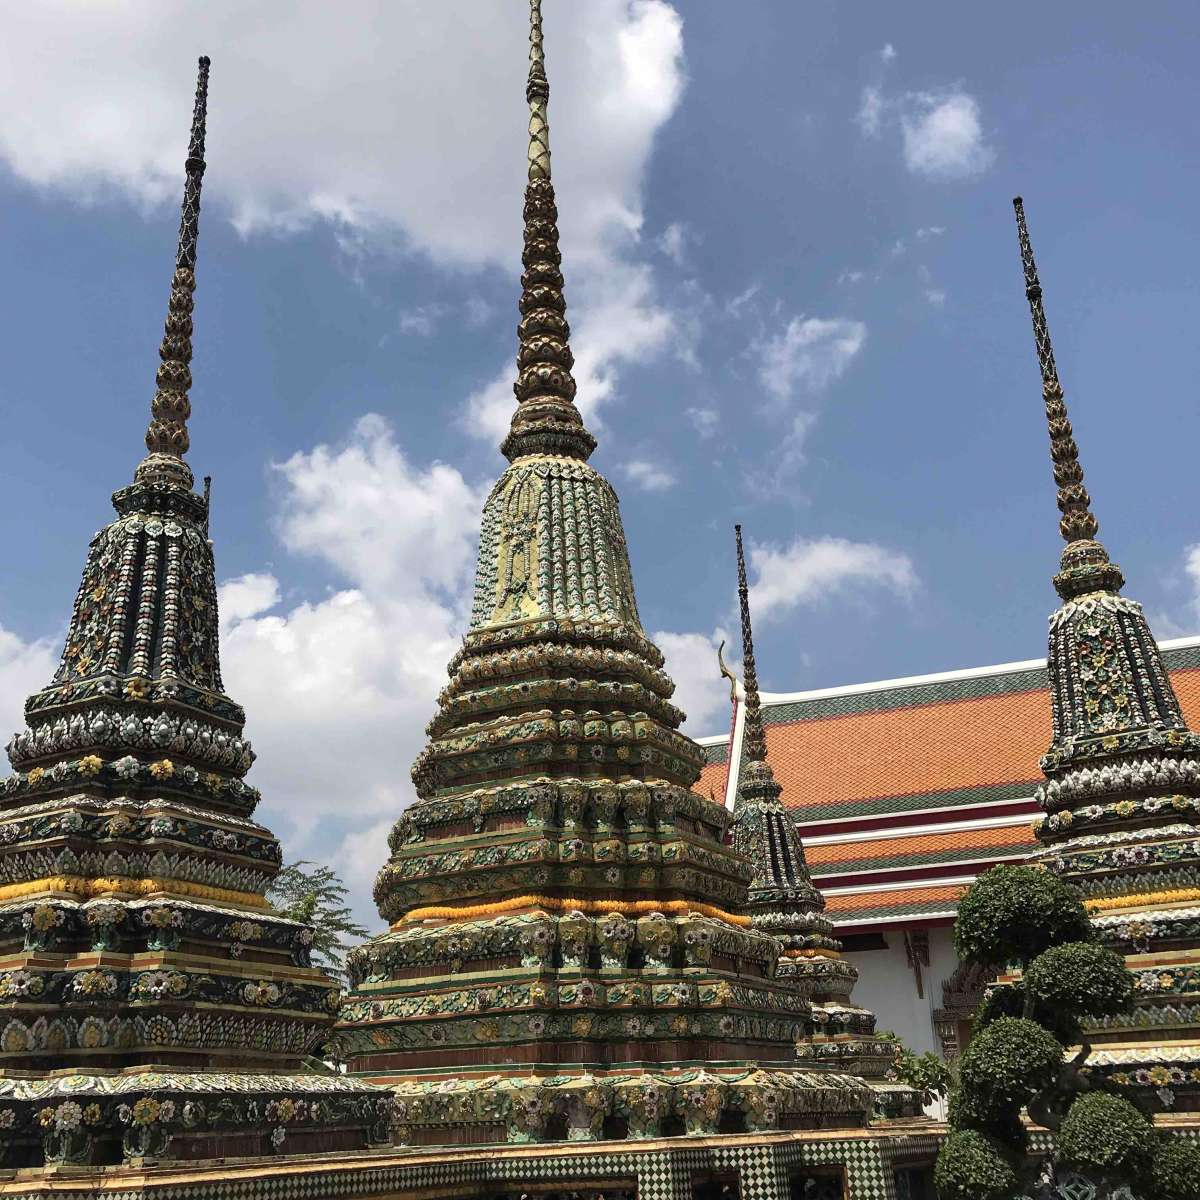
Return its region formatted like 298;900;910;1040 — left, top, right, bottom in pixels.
728;527;913;1109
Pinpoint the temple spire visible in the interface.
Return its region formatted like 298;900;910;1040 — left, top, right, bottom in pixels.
735;524;768;763
1012;197;1123;599
137;55;210;490
500;0;596;463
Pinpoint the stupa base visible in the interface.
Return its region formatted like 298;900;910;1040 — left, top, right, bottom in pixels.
0;1068;391;1168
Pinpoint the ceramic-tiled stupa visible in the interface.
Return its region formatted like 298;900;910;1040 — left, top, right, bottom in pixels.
1013;198;1200;1112
727;529;909;1106
0;58;388;1169
336;1;875;1146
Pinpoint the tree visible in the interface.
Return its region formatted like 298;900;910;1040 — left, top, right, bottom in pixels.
267;860;369;982
936;864;1200;1200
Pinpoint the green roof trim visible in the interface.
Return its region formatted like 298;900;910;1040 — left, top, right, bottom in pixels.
792;778;1038;823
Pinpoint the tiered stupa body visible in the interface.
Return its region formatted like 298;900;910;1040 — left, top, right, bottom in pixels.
337;1;872;1146
728;529;912;1111
0;59;388;1168
1014;199;1200;1112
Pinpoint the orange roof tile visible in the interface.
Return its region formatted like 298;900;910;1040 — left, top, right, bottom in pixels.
824;883;968;919
807;822;1038;870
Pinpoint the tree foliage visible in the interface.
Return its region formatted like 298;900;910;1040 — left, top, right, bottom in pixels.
935;864;1195;1200
267;859;369;980
1024;941;1133;1021
953;864;1091;969
1056;1092;1153;1177
934;1130;1019;1200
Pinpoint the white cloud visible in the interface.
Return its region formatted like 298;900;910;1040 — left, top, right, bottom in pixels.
857;80;994;182
857;85;885;136
623;459;676;491
0;1;684;269
756;316;867;404
686;406;719;438
653;629;732;734
747;535;917;621
924;288;947;307
880;43;897;63
916;225;946;240
726;284;761;317
837;269;865;286
901;92;995;180
656;221;690;266
0;626;60;751
398;303;449;337
217;415;485;924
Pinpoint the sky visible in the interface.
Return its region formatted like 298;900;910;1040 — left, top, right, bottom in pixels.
2;1;1200;926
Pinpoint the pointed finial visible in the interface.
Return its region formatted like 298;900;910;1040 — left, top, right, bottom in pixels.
500;1;597;463
735;525;767;763
1012;197;1123;598
136;56;211;490
526;0;550;181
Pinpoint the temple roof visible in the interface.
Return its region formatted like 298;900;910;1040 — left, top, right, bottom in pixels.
698;635;1200;931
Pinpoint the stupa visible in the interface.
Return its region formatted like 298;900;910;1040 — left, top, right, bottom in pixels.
337;0;874;1145
728;528;910;1106
1014;198;1200;1112
0;58;388;1168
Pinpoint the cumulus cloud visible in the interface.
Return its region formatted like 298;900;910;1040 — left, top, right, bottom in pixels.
857;79;994;181
0;0;684;268
623;459;676;491
901;92;995;179
653;629;731;734
217;415;485;923
0;626;60;748
756;316;867;404
656;221;691;266
747;535;917;621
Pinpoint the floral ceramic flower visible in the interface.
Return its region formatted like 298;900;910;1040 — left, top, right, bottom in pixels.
149;759;174;780
270;1126;286;1148
113;756;141;779
29;904;63;933
82;1104;102;1126
78;754;103;777
0;1109;14;1129
37;1106;55;1128
132;1098;160;1126
105;813;134;836
53;1102;83;1131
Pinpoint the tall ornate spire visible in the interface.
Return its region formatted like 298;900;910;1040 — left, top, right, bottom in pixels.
137;55;210;491
735;525;768;764
500;0;596;463
1013;196;1123;599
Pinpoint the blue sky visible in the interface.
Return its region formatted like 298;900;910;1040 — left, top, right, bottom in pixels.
2;1;1200;922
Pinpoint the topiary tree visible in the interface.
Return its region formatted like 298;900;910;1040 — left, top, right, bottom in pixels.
935;864;1194;1200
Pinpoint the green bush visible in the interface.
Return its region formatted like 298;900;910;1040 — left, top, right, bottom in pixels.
1150;1138;1200;1200
959;1017;1062;1116
954;865;1091;967
934;1129;1019;1200
976;981;1082;1045
1025;942;1133;1020
947;1087;1027;1154
1056;1092;1153;1177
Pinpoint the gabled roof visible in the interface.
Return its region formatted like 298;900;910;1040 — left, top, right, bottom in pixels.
696;636;1200;931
